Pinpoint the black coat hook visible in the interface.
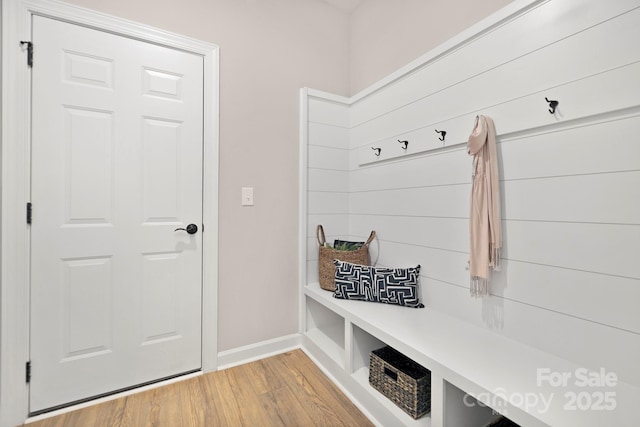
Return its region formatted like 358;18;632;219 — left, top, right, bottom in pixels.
20;41;33;67
372;147;381;156
435;129;446;142
398;140;408;150
545;97;559;114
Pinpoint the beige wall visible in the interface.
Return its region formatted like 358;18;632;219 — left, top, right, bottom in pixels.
63;0;350;351
349;0;513;94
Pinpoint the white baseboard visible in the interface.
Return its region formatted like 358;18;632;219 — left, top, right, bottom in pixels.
216;333;302;370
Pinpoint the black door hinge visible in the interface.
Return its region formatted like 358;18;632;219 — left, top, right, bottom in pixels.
20;41;33;68
27;202;32;224
26;361;31;383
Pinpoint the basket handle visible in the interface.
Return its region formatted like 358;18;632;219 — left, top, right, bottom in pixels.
318;226;375;247
384;367;398;381
364;230;376;246
317;224;327;246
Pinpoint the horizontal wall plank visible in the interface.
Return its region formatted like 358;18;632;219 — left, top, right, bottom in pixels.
499;114;640;179
350;0;640;126
308;169;349;193
350;149;471;190
308;145;349;170
503;171;640;225
308;97;349;127
503;220;640;279
350;184;470;219
308;192;349;215
308;122;349;150
307;214;349;240
349;214;469;254
424;278;640;387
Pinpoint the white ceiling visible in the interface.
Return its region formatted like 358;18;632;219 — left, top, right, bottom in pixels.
320;0;364;12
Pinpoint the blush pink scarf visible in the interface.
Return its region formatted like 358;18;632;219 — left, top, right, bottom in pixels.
467;115;501;297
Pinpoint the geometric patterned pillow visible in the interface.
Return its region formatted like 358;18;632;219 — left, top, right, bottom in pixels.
333;260;424;308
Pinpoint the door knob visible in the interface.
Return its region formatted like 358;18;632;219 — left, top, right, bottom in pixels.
174;224;198;234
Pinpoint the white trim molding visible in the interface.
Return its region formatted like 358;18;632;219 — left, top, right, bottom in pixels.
217;334;302;371
298;88;309;336
0;1;219;425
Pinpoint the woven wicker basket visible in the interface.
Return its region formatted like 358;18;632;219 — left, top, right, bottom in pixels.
317;225;375;292
369;346;431;419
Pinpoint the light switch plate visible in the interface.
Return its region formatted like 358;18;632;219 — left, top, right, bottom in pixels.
241;187;254;206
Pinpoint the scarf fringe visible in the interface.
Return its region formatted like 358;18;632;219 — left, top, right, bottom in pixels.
490;246;501;272
470;248;500;297
470;276;489;297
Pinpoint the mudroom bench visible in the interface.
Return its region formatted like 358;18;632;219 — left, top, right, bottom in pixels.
302;282;639;427
299;1;640;425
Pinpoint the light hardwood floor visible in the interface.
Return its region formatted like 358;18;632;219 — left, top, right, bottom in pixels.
24;349;374;427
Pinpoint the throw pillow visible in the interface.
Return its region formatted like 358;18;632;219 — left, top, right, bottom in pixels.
333;260;424;308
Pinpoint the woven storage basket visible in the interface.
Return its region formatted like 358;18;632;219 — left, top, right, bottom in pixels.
369;346;431;419
317;225;375;292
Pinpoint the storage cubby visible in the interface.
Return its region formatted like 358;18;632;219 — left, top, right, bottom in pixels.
444;381;498;427
350;323;433;426
305;296;345;368
350;323;385;376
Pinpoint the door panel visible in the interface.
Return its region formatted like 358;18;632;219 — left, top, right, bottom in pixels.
30;15;204;412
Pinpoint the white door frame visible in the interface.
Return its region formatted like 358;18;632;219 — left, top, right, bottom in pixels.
0;1;219;425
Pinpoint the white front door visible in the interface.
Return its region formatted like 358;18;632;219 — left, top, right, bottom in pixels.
30;15;204;413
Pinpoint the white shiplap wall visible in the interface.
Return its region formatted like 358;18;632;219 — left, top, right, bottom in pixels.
303;0;640;391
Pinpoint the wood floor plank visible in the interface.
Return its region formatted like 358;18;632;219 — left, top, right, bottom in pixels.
23;350;374;427
260;385;316;427
59;406;94;427
254;358;287;392
94;397;126;427
179;377;207;427
119;391;147;427
146;383;184;427
280;350;373;427
224;362;285;426
264;352;354;426
200;369;244;426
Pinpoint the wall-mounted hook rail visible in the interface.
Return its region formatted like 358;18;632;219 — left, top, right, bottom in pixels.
435;129;446;142
398;140;408;150
545;97;559;114
372;147;382;156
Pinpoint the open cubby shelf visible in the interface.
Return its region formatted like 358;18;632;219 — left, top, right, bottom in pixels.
305;297;345;368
